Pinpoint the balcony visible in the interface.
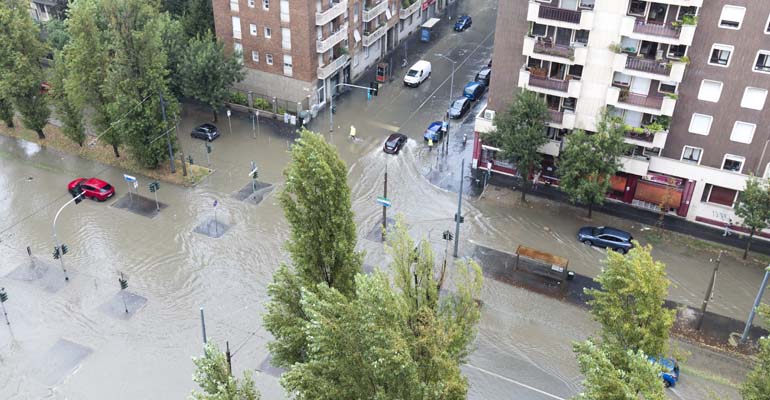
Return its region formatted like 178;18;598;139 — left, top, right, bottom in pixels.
606;86;676;116
316;23;348;53
523;37;587;65
613;53;686;82
626;56;670;76
539;139;563;157
317;54;350;79
400;0;421;19
624;129;668;149
527;1;593;30
316;0;347;26
363;24;387;46
620;155;650;176
363;0;388;22
519;69;582;98
620;15;696;46
547;109;576;129
633;20;680;38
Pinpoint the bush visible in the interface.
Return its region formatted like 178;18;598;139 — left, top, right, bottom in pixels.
253;98;271;111
229;91;249;106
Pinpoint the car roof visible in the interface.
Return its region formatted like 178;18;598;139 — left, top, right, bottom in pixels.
597;226;631;239
465;81;481;89
387;133;406;140
83;177;109;187
198;123;216;130
478;68;491;76
412;60;430;69
427;121;443;130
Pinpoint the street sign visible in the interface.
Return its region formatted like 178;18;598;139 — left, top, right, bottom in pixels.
213;199;218;207
376;196;392;207
133;181;138;190
123;174;137;183
226;109;231;117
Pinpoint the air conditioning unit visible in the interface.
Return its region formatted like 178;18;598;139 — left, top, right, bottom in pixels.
483;109;496;120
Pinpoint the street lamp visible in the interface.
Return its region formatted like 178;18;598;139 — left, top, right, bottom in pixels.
740;265;770;343
52;191;85;281
435;53;456;155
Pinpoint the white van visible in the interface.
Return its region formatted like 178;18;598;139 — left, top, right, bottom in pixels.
403;60;432;87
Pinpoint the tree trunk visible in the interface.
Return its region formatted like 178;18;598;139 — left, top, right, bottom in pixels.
212;108;218;122
520;179;527;202
35;129;45;139
744;228;755;260
180;150;188;177
587;202;593;218
112;144;120;158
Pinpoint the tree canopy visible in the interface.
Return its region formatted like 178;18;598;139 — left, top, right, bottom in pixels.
735;177;770;260
741;305;770;400
191;342;260;400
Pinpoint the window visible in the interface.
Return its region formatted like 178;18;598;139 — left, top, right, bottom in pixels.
730;121;756;144
250;23;257;36
281;28;291;50
766;14;770;34
753;51;770;74
232;16;242;39
248;0;255;7
233;42;243;64
230;0;239;12
251;50;259;63
574;29;589;44
280;0;289;22
353;3;359;23
531;22;547;37
719;5;745;29
764;163;770;179
266;53;273;65
628;0;646;16
668;44;687;59
722;154;745;173
658;82;677;94
703;185;738;207
263;0;269;10
283;55;293;76
708;44;733;67
264;26;272;38
688;113;713;136
697;80;723;102
681;146;703;164
741;87;768;110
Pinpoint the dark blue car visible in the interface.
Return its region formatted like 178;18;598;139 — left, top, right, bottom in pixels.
577;226;634;254
649;357;680;387
454;15;472;31
463;81;486;101
423;121;447;141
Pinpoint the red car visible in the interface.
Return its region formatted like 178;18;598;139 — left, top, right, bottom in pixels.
67;178;115;201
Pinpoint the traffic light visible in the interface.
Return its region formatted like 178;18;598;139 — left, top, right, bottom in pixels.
251;168;259;180
118;274;128;290
442;230;454;241
149;181;159;193
369;81;379;96
0;288;7;303
52;246;60;260
61;244;68;255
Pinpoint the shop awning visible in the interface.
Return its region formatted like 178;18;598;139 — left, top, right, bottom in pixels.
634;181;682;208
610;175;627;192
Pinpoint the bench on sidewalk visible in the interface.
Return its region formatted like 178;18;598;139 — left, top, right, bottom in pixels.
515;245;570;284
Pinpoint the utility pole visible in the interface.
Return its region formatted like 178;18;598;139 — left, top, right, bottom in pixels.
741;265;770;343
200;307;207;345
226;341;233;376
159;91;176;173
435;54;455;156
453;158;464;257
382;165;388;241
118;272;129;313
697;250;722;330
52;192;84;281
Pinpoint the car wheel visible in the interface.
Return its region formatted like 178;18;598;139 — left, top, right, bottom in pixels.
664;380;671;388
615;247;627;254
582;239;593;246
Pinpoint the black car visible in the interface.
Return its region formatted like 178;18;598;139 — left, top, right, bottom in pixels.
383;133;407;154
448;97;471;119
191;123;220;141
577;226;634;253
475;68;491;86
454;15;472;31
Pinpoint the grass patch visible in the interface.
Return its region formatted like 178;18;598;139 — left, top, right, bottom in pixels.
680;365;741;389
0;118;210;187
640;227;770;265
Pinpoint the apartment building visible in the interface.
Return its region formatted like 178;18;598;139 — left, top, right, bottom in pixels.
474;0;770;233
30;0;58;21
213;0;443;111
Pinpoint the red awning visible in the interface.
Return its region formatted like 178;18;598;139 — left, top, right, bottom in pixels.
610;175;627;192
634;181;682;208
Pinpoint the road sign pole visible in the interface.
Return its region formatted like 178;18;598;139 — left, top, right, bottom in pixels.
227;109;232;135
200;307;207;345
251;161;257;194
153;190;160;211
382;165;388;241
0;288;9;325
741;266;770;343
453;158;464;257
697;250;722;330
256;111;261;138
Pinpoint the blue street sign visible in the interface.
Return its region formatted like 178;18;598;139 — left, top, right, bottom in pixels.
213;200;218;207
123;174;137;183
376;196;392;207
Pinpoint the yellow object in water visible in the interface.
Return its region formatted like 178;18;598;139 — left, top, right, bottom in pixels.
349;125;357;138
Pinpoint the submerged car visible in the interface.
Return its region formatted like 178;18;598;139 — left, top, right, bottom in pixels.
191;123;220;141
383;133;407;154
454;15;472;31
67;177;115;201
423;121;448;141
448;97;472;119
577;226;634;253
650;357;680;387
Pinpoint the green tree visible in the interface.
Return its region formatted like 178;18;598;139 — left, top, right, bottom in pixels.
191;342;260;400
180;32;244;122
0;95;14;128
264;129;363;368
741;305;770;400
281;220;482;400
586;244;675;363
485;89;549;202
51;53;86;146
735;177;770;260
180;0;214;39
559;110;628;218
43;19;70;51
573;340;666;400
0;0;51;139
159;13;187;98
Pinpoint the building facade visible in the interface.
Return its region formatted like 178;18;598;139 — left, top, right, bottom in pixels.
474;0;770;235
30;0;58;22
213;0;446;112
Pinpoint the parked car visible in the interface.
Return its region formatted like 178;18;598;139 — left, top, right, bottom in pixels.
475;67;491;86
454;15;472;31
487;58;492;68
191;123;220;141
649;357;680;387
403;60;431;87
423;121;448;141
383;133;408;154
463;81;486;101
577;226;634;253
448;97;472;119
67;178;115;201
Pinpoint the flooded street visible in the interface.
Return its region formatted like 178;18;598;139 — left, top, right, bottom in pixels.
0;0;760;398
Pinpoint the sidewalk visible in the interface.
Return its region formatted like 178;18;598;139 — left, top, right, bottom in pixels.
484;173;770;257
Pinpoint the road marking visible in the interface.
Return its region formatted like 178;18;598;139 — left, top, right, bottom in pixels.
465;364;568;400
368;120;401;132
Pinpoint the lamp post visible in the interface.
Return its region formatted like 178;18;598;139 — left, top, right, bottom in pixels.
740;265;770;343
52;192;85;281
435;53;456;155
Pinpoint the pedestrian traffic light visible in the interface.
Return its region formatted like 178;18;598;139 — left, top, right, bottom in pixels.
369;81;379;96
53;246;60;260
0;288;7;303
118;274;128;290
442;230;453;241
61;244;68;255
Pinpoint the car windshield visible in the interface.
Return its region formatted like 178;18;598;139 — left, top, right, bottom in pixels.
102;184;112;191
452;99;464;108
407;69;419;77
591;228;600;236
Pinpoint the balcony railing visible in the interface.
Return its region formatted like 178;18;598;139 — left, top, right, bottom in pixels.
400;0;421;19
625;56;671;76
363;24;387;46
632;20;681;38
316;0;348;26
534;41;575;60
529;74;569;92
316;23;348;53
548;109;564;123
317;54;349;79
619;93;664;109
538;5;582;24
363;0;388;22
624;129;656;143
